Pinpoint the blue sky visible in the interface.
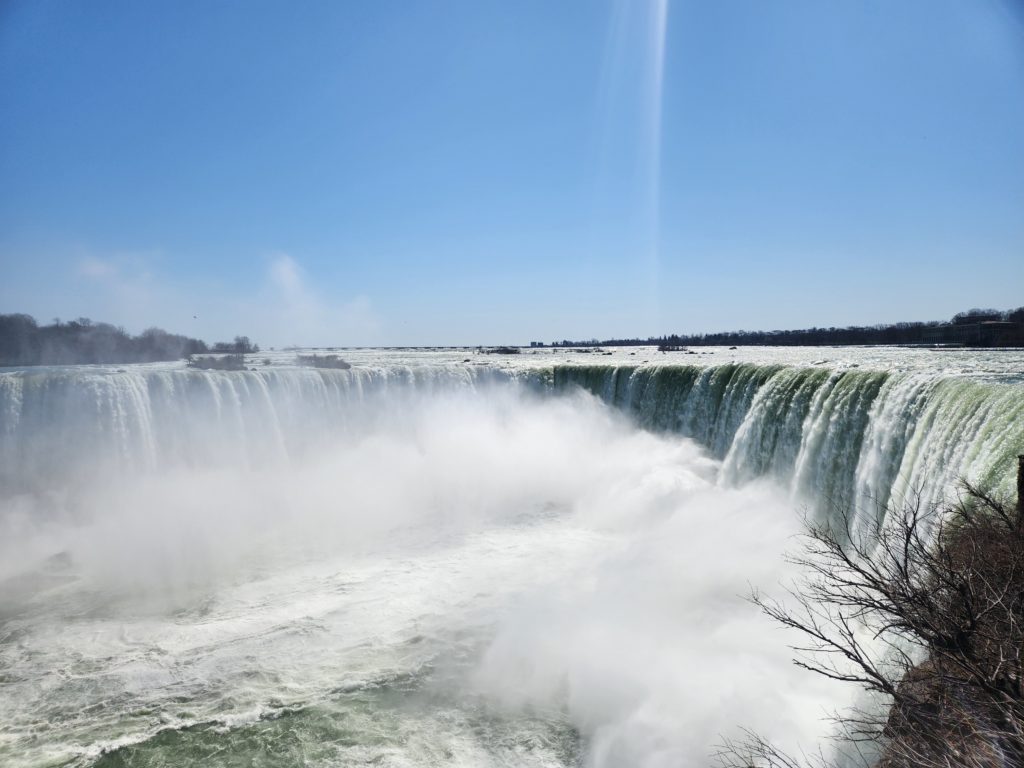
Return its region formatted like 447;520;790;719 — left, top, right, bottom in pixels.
1;0;1022;346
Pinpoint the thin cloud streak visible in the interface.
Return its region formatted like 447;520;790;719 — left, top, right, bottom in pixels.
255;253;380;347
43;250;381;348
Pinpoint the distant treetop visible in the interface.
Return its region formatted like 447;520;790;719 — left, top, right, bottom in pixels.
545;305;1024;349
0;313;258;366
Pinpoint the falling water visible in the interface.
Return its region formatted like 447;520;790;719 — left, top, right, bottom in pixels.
2;349;1022;768
547;362;1024;518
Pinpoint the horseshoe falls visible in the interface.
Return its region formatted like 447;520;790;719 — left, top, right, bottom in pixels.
2;348;1023;768
547;361;1024;518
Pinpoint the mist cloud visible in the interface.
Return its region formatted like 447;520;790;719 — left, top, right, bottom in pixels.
259;253;380;346
1;383;850;766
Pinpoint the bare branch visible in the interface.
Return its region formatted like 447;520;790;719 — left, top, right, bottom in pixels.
720;482;1024;767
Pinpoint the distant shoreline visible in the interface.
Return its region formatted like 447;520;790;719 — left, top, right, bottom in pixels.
533;306;1024;350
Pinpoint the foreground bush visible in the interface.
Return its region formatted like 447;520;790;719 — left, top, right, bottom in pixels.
720;462;1024;768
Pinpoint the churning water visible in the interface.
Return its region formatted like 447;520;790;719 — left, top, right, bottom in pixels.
2;347;1022;767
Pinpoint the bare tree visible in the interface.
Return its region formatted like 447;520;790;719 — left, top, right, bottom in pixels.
719;465;1024;768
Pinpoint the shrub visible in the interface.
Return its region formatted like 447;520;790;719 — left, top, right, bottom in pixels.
719;466;1024;768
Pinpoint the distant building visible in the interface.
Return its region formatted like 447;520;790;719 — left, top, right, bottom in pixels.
923;321;1019;347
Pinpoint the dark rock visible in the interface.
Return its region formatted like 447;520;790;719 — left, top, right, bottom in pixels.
295;354;351;370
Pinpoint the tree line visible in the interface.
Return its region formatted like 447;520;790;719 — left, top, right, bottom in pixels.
0;313;258;366
543;306;1024;349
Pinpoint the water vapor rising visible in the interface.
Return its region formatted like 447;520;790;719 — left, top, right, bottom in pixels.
0;383;845;767
473;474;843;767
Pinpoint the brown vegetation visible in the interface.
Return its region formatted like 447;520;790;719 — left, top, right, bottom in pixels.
718;461;1024;768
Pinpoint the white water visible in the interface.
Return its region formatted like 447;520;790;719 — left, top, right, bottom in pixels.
1;347;1022;767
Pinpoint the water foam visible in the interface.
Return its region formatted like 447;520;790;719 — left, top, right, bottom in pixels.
2;355;1021;767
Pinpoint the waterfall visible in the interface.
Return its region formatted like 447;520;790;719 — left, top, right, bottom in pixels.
545;363;1024;517
2;361;1021;519
0;365;508;495
2;357;1021;768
